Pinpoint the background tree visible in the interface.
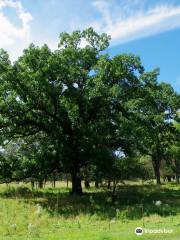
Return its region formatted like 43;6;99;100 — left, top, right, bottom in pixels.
165;113;180;183
131;71;180;184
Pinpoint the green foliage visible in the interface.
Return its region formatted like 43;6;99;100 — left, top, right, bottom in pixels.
0;28;179;192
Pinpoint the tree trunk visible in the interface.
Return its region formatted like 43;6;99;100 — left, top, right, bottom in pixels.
107;178;111;189
167;176;171;182
71;163;82;195
84;179;90;189
84;167;90;189
38;180;43;189
44;180;46;188
31;180;35;189
153;158;161;184
53;176;56;188
66;174;69;188
176;174;179;183
112;179;117;195
95;180;99;188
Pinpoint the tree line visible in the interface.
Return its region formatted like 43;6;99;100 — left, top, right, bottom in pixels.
0;28;179;194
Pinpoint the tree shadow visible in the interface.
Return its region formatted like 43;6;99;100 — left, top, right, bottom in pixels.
0;184;179;220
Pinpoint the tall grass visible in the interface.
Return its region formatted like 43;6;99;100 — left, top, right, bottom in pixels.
0;182;179;239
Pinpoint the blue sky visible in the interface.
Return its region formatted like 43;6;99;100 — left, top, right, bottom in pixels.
0;0;180;92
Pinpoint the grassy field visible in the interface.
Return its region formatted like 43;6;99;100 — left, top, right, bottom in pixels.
0;181;179;240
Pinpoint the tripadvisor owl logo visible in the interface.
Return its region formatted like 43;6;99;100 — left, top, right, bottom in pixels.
135;227;143;235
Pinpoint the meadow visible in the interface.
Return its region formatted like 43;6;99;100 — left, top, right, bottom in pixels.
0;25;179;240
0;182;179;240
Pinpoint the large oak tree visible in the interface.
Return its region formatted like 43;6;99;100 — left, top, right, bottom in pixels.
0;28;179;193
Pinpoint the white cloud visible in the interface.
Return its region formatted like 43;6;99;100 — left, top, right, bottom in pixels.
0;0;32;59
2;0;180;61
92;0;112;28
92;1;180;44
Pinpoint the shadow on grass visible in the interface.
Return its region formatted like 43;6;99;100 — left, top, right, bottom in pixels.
0;184;179;220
